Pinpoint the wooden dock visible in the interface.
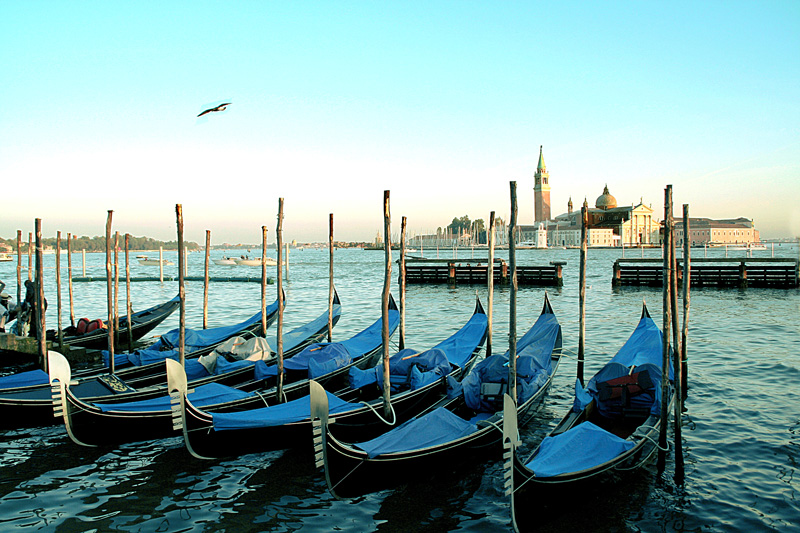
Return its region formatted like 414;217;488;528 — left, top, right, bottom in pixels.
402;259;563;286
612;258;799;288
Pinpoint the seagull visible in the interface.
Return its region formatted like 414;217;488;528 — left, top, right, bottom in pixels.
197;102;231;117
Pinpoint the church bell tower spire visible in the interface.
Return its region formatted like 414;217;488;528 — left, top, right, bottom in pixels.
534;145;551;223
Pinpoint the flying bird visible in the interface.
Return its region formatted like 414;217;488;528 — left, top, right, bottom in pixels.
197;102;231;117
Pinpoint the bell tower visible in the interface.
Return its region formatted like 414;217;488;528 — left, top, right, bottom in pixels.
534;145;551;223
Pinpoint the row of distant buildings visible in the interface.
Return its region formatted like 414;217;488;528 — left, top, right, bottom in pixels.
409;146;760;248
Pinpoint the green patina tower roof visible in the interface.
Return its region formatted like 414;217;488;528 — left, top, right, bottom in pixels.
537;145;546;171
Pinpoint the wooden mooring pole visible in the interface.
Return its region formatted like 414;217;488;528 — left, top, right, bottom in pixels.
204;230;211;329
125;233;133;353
399;216;407;350
381;191;393;419
487;211;495;357
28;232;33;281
114;232;120;344
509;182;518;402
16;230;22;305
261;226;268;338
681;205;690;398
34;219;46;371
328;214;334;342
658;186;673;472
105;211;115;374
578;206;588;386
277;199;285;402
56;231;63;349
68;233;75;328
176;205;186;366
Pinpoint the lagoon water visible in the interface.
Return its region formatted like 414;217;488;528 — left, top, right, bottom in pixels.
1;244;799;531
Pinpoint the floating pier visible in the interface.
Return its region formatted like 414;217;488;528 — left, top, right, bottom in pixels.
402;258;563;286
612;258;799;288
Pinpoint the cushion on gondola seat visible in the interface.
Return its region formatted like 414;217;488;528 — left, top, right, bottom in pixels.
597;370;654;401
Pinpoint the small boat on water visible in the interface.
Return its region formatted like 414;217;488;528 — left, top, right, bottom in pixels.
506;302;673;528
214;256;237;266
0;253;12;262
234;256;282;266
138;258;174;266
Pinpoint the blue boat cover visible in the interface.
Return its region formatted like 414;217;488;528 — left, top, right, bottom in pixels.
102;299;280;367
353;407;477;458
212;389;361;431
348;307;488;391
573;312;669;416
96;382;253;413
0;369;50;389
349;348;451;392
462;310;560;413
524;421;635;477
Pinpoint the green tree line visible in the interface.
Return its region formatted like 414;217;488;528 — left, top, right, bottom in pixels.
0;235;199;252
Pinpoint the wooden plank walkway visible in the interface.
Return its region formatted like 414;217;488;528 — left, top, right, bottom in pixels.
403;259;563;287
612;258;799;288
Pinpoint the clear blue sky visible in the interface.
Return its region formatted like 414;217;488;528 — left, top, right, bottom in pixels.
2;1;798;244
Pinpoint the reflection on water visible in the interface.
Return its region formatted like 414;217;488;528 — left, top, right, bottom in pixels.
1;246;799;531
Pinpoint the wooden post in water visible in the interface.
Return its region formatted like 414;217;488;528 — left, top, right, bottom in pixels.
578;206;588;386
105;211;116;374
125;234;133;353
328;213;334;342
681;205;690;398
114;232;120;344
261;226;268;337
159;246;164;283
55;231;63;349
204;230;211;329
28;232;33;281
399;216;407;350
176;205;186;366
285;242;289;283
508;182;518;402
669;200;684;482
82;249;86;277
658;186;673;472
487;211;495;357
67;233;75;328
381;191;393;419
276;199;285;402
16;230;22;304
34;219;47;371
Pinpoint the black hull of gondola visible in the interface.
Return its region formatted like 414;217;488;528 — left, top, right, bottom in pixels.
0;304;285;430
325;363;556;499
46;295;181;350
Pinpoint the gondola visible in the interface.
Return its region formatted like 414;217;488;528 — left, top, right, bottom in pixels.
0;293;285;429
316;293;562;498
506;302;673;527
45;294;181;350
172;296;486;460
48;292;386;447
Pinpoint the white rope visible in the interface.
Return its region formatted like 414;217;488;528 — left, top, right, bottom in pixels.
358;399;397;426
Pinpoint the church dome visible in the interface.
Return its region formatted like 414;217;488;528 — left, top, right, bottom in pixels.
595;185;617;210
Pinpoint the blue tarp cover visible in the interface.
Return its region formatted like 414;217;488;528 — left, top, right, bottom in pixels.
573;313;668;415
349;348;450;392
0;369;50;389
462;310;560;412
212;390;361;431
348;307;488;391
96;382;253;413
525;421;635;477
354;407;476;458
103;299;280;367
